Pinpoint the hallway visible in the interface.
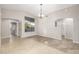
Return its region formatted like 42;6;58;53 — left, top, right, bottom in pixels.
0;36;79;54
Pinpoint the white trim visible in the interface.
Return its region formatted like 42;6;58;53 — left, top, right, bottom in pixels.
1;36;10;39
37;34;62;40
73;40;79;44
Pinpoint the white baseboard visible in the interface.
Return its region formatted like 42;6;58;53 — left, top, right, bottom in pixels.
37;34;62;40
73;40;79;44
1;36;10;39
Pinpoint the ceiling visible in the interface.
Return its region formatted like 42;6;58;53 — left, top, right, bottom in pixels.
0;4;76;17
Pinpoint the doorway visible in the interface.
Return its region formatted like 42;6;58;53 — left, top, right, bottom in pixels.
62;18;73;40
11;22;17;37
57;18;74;40
10;20;21;41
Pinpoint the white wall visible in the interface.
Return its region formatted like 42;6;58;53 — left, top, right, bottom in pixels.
37;5;79;43
1;19;10;38
0;8;1;46
37;18;48;36
0;8;1;38
1;9;37;38
73;18;79;43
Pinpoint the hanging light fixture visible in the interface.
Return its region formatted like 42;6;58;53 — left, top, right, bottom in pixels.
39;4;45;18
38;4;48;18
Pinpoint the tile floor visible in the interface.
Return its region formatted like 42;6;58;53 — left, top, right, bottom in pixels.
0;35;79;54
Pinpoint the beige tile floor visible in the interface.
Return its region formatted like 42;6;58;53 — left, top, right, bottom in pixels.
0;35;79;54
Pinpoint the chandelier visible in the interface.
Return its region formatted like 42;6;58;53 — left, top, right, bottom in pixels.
39;4;45;18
